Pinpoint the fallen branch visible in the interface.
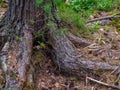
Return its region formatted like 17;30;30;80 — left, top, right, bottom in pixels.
87;12;120;23
86;77;120;90
110;66;120;75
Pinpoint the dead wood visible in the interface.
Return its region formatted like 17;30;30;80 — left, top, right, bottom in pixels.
87;12;120;23
87;77;120;90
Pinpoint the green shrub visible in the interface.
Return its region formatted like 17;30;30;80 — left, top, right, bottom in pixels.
0;0;3;4
96;0;114;11
58;4;89;34
68;0;96;11
57;0;120;35
68;0;120;11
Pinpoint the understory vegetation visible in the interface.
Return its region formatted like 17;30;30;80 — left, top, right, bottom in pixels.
0;0;120;36
56;0;120;36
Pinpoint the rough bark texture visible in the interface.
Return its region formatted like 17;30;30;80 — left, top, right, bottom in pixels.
67;32;91;47
48;25;118;78
0;0;43;89
47;0;118;78
0;0;119;89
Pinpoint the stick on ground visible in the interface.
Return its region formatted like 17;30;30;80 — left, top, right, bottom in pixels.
86;76;120;90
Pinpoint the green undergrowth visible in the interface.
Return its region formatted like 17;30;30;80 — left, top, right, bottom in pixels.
110;18;120;31
0;0;7;8
57;0;120;36
57;3;92;36
109;10;120;31
68;0;120;12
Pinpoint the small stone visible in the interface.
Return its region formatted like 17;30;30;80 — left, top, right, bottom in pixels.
54;82;59;88
8;55;12;59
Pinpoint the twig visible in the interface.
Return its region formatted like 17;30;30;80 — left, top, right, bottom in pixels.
87;12;120;23
86;77;120;90
110;66;120;75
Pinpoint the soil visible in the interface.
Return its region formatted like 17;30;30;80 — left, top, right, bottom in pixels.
0;5;120;90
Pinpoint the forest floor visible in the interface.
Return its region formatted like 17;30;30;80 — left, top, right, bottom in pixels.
0;6;120;90
33;10;120;90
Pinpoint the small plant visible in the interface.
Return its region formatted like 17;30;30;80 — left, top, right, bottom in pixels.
37;41;45;48
68;0;95;11
0;0;7;8
35;0;43;7
54;28;68;36
57;4;89;35
46;21;55;27
91;21;100;29
110;18;120;31
96;0;114;11
68;0;119;12
35;32;42;38
98;36;105;44
0;0;3;4
15;35;20;41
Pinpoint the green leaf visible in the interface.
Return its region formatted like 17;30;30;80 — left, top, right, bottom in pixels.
37;41;45;48
35;0;43;7
54;28;68;36
15;36;20;41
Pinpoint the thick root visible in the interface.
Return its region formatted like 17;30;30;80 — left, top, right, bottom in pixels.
67;32;91;47
0;30;34;89
48;25;119;78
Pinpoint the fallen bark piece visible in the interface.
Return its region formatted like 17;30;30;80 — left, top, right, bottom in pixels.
87;12;120;23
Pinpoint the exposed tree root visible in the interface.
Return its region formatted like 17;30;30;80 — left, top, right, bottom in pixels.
47;0;119;79
0;30;33;89
48;25;119;79
0;41;9;87
67;32;91;47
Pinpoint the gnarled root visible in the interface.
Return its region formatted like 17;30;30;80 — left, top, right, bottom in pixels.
48;25;119;79
0;30;34;89
67;32;91;47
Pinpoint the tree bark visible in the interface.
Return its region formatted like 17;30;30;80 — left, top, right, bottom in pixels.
48;24;118;78
67;32;91;47
47;0;118;77
0;0;119;89
0;0;43;89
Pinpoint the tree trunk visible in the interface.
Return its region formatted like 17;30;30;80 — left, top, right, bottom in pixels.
0;0;119;89
0;0;43;89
